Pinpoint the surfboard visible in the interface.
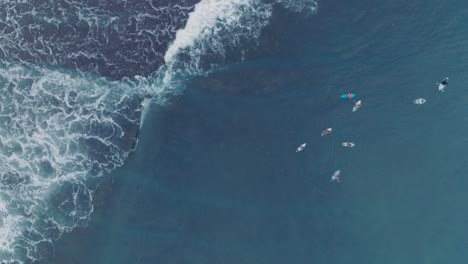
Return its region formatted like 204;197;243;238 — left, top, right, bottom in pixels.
321;128;333;136
438;83;446;91
352;100;362;112
341;142;355;147
340;93;356;99
296;143;306;152
413;98;426;105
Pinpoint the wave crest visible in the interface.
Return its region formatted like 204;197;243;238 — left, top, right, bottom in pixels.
153;0;317;97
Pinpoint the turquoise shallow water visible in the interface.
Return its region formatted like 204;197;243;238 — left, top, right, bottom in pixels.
53;0;468;263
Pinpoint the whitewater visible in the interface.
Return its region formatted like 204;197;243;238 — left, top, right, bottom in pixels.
0;0;317;262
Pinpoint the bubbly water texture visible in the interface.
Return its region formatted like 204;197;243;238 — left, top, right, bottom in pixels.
0;0;317;262
0;0;198;79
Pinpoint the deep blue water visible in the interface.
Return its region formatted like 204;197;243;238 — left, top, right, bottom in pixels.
4;0;468;263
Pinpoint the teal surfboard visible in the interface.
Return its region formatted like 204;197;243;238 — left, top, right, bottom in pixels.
340;93;356;99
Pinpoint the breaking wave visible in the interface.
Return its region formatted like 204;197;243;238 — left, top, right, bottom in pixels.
0;0;317;263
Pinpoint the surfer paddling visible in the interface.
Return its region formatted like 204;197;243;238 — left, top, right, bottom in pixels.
341;142;355;148
331;170;340;183
296;143;306;152
321;128;333;136
340;93;356;99
413;98;426;105
352;100;362;112
437;77;448;92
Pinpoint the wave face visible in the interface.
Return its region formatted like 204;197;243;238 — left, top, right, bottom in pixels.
0;0;317;263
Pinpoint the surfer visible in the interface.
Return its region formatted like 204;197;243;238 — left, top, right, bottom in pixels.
296;143;306;152
340;93;356;99
341;142;355;147
352;100;362;112
331;170;340;183
321;128;333;136
413;98;426;105
437;77;448;92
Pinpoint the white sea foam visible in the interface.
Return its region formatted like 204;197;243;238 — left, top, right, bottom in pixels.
157;0;272;98
276;0;318;13
165;0;317;64
158;0;317;95
0;0;317;262
0;65;145;262
164;0;266;64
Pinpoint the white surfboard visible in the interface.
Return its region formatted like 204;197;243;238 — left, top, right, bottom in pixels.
413;98;426;105
341;142;355;147
331;170;340;183
438;77;448;91
352;100;362;112
438;83;446;91
321;128;333;136
296;143;306;152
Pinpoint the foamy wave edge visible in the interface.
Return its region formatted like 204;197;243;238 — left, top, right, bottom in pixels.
147;0;318;98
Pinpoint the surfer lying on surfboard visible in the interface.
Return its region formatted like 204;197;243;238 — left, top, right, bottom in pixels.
352;100;362;112
340;93;356;99
296;143;306;152
342;142;355;148
413;98;426;105
437;77;448;92
331;170;340;183
321;128;333;136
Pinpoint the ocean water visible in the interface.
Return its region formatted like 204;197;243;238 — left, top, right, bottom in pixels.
2;0;468;263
